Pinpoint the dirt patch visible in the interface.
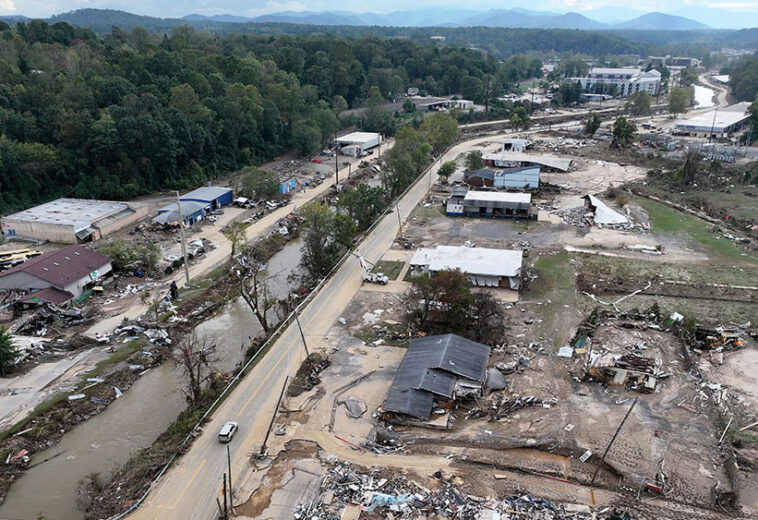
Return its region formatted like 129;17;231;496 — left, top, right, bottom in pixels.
234;440;319;517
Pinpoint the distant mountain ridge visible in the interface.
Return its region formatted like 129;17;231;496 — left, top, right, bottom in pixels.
0;7;717;32
178;8;711;31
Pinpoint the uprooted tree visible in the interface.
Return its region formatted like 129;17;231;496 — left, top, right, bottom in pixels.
403;269;506;345
238;259;281;335
300;201;356;281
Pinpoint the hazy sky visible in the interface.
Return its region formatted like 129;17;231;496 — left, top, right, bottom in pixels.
2;0;758;25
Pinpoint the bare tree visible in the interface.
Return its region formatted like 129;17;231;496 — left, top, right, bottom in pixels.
173;333;217;406
238;260;280;335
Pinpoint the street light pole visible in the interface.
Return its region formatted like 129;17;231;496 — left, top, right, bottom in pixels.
175;191;191;287
294;310;310;357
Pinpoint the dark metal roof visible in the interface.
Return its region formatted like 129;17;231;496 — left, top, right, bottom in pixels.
0;245;110;290
384;334;490;420
19;287;74;305
464;169;496;181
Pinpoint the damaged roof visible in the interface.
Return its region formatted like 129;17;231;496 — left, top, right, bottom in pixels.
584;195;629;225
384;334;490;420
0;245;110;290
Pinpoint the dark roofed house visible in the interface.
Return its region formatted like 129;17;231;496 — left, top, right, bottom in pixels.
384;334;490;421
0;245;112;303
464;169;496;187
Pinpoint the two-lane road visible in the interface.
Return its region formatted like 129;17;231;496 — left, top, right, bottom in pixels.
130;134;502;520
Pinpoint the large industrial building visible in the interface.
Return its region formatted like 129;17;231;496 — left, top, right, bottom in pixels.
447;188;535;220
672;102;751;138
0;245;112;304
1;199;149;244
334;132;383;157
179;186;233;210
577;67;661;97
409;245;524;289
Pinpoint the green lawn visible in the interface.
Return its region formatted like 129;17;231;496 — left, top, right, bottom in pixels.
529;252;580;347
372;260;405;280
637;198;758;264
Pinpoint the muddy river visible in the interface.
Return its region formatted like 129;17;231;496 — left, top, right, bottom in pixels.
0;240;303;520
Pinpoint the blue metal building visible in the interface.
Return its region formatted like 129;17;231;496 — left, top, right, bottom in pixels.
180;186;233;210
279;178;297;194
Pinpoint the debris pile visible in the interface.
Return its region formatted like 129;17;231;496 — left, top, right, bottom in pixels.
465;394;558;420
287;353;331;397
294;460;598;519
12;303;88;336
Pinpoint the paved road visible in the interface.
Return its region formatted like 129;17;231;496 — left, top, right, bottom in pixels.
129;134;499;520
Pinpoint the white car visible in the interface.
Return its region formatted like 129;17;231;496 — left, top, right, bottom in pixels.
218;421;239;443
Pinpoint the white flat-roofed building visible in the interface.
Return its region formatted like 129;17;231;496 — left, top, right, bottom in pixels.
672;102;751;137
334;132;383;156
409;245;524;290
1;199;148;244
578;67;661;97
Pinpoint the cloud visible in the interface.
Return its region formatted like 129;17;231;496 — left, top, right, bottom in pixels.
707;1;758;9
0;0;16;11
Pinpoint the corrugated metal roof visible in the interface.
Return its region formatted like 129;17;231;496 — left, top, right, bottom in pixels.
584;195;629;225
180;186;232;202
410;245;523;278
0;245;110;289
384;334;490;420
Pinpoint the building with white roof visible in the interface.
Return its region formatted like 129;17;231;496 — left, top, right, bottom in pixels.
1;199;148;244
577;67;661;97
672;102;751;138
447;188;534;220
334;132;383;156
409;245;523;290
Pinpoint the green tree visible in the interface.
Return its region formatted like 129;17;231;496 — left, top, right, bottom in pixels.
300;202;356;281
234;167;280;199
465;150;485;171
611;116;637;148
403;98;415;113
0;326;19;375
584;114;602;135
420;112;459;155
403;269;472;336
681;149;701;185
669;87;693;116
626;91;651;116
437;160;456;183
338;184;387;231
509;106;530;130
292;120;323;156
223;220;248;259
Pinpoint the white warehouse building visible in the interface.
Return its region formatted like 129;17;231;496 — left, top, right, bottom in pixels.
578;68;661;97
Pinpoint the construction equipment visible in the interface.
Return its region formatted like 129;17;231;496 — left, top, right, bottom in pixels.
356;252;389;285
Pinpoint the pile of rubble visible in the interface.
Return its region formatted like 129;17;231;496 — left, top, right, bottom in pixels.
465;394;558;420
12;302;89;336
294;460;601;519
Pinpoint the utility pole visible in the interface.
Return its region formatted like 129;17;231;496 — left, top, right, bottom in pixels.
590;397;638;504
708;106;719;144
175;191;191;287
294;310;310;357
334;132;339;186
259;376;288;458
226;444;234;507
220;473;228;520
396;204;404;239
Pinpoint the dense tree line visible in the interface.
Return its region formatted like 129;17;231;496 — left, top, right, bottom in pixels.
0;21;533;213
728;52;758;102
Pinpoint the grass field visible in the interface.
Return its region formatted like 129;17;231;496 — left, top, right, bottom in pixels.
637;198;758;264
372;260;405;280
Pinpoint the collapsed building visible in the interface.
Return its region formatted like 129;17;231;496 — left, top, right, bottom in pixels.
383;334;490;423
463;166;540;189
483;151;572;172
447;187;535;220
583;195;629;227
409;245;523;289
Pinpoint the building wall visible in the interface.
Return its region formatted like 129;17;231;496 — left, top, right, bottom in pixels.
0;272;51;292
94;205;150;239
62;262;113;296
1;219;77;244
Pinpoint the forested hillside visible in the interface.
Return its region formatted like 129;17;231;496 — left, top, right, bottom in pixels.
0;21;542;213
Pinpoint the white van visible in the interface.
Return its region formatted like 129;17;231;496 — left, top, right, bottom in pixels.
218;421;238;443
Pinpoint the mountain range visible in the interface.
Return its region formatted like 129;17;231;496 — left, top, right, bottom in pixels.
183;9;711;31
0;7;720;31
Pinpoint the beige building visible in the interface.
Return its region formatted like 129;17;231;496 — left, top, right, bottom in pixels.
1;198;148;244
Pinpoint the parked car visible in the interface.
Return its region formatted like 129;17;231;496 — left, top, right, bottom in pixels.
218;421;239;443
